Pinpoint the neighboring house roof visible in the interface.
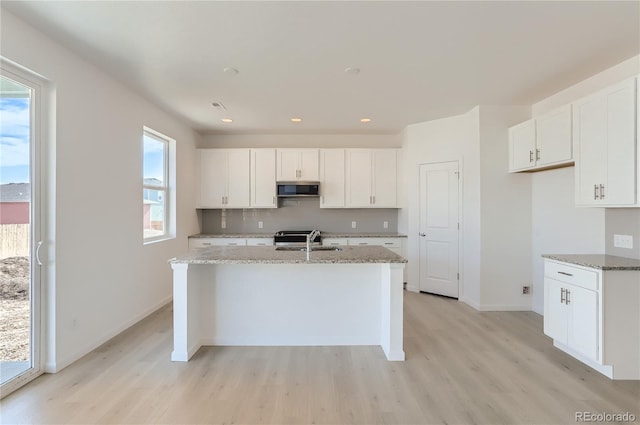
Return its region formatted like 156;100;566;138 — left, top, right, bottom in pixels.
0;183;30;202
144;178;162;186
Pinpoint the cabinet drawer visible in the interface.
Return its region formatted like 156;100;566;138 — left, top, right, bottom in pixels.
322;238;348;246
544;261;599;291
189;238;247;249
348;237;402;248
246;238;274;246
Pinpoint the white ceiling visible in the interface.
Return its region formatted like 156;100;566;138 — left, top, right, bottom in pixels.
3;1;639;135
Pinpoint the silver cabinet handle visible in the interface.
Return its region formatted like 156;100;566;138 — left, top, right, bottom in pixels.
600;184;604;200
203;242;212;246
228;243;238;246
536;149;540;161
594;184;598;200
529;150;534;162
557;271;573;277
35;240;43;266
560;288;566;304
419;233;426;237
566;289;571;305
372;195;376;204
273;196;276;205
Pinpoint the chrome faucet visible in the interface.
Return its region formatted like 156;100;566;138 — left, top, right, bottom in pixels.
306;229;321;260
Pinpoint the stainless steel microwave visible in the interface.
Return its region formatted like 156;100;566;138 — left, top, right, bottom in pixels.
276;182;320;197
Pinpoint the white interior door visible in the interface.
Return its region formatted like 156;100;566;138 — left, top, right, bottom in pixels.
418;161;459;298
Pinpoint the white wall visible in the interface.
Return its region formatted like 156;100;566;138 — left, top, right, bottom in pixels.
478;106;532;310
200;133;402;149
401;106;532;310
401;109;481;304
528;55;639;314
1;9;199;371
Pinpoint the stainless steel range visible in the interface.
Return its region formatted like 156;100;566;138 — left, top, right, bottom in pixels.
274;230;322;247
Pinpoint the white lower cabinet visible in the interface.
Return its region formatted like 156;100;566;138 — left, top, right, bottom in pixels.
189;238;247;250
543;259;640;379
323;237;404;257
321;238;348;246
246;238;274;246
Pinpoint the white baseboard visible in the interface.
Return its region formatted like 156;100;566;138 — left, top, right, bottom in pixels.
47;295;172;373
405;284;419;293
460;296;481;310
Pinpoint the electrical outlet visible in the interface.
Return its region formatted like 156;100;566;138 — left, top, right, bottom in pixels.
258;221;263;229
383;221;389;229
221;219;226;229
352;221;357;229
522;286;530;295
613;234;633;249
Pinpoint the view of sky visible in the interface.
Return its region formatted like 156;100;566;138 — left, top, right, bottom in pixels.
143;134;165;184
0;97;30;185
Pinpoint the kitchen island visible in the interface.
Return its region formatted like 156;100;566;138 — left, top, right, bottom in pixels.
169;245;406;362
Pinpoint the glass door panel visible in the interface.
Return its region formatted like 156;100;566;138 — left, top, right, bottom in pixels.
0;69;41;396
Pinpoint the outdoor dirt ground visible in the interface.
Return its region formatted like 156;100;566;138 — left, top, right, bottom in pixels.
0;256;29;361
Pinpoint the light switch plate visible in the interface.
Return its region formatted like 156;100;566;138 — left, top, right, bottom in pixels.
258;221;263;229
613;234;633;249
352;221;357;229
383;221;389;229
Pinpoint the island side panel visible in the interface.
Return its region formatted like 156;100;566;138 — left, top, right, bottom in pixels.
171;263;202;361
197;263;382;346
380;263;405;361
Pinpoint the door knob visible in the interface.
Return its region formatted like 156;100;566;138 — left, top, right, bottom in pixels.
419;233;426;237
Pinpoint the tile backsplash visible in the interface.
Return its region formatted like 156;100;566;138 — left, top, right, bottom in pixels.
200;197;399;234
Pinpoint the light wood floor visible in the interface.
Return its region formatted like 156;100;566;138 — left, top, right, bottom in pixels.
2;291;638;424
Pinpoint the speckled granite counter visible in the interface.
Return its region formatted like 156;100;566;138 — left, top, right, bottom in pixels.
542;254;640;270
322;233;407;238
189;233;407;238
189;233;273;238
170;245;407;265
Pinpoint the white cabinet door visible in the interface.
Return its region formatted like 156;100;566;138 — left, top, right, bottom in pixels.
322;238;348;246
567;284;599;361
574;78;637;206
544;278;568;343
198;149;250;209
319;149;345;208
299;149;320;181
372;150;397;207
276;149;319;181
225;149;251;208
536;105;572;167
198;149;227;208
251;149;277;208
345;149;373;207
246;238;274;246
509;120;536;171
276;149;300;181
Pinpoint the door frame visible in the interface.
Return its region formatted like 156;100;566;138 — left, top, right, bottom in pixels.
0;58;49;398
417;159;463;300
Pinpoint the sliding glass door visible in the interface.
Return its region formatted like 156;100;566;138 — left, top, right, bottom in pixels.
0;64;44;397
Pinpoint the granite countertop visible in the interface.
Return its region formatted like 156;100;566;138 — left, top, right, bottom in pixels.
189;233;274;238
170;245;407;265
322;233;407;238
189;233;407;239
542;254;640;270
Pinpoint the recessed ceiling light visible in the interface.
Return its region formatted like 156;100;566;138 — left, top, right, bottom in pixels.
290;117;303;123
221;118;233;123
360;118;371;123
345;67;360;75
223;67;239;75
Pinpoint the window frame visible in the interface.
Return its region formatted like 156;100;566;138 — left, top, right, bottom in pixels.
143;127;175;244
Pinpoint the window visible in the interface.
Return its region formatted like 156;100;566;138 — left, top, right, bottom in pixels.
143;127;175;242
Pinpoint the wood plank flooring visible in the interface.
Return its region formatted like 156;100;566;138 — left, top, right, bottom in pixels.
2;291;638;424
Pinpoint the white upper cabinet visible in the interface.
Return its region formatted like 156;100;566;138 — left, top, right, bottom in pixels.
276;149;319;181
345;149;397;208
536;105;573;167
574;77;637;207
251;149;277;208
198;149;251;209
509;105;573;172
319;149;345;208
